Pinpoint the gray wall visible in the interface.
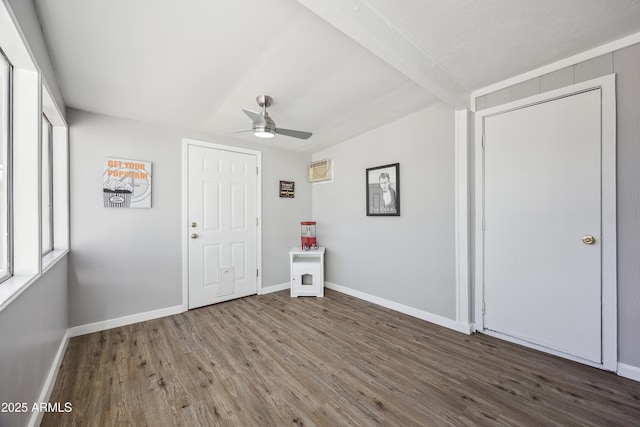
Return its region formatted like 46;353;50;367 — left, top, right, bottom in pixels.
474;43;640;368
312;103;456;318
260;148;314;285
68;109;311;327
0;258;69;427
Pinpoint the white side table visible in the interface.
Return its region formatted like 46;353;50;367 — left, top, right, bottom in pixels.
289;247;325;297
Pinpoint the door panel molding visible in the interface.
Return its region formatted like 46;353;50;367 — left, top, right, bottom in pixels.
182;139;262;311
473;75;617;371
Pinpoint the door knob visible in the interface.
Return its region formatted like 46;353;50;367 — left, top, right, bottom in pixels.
191;222;197;228
582;235;595;245
191;233;199;239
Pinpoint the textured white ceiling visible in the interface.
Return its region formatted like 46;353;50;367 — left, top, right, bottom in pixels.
363;0;640;90
34;0;640;152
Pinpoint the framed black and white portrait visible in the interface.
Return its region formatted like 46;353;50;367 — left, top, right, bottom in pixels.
366;163;400;216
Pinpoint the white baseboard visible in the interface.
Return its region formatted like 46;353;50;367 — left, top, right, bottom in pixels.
28;329;70;427
68;305;184;337
259;282;290;294
325;282;473;335
618;363;640;382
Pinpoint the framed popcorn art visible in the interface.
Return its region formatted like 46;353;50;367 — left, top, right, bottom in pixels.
103;157;152;208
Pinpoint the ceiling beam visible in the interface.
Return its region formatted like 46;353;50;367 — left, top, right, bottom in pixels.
295;0;470;109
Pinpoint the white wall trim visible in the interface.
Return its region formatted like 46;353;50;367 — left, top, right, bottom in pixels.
181;138;263;311
181;140;189;311
68;305;184;337
617;363;640;383
600;75;618;370
473;75;617;371
326;282;472;334
28;330;70;427
259;282;290;294
471;31;640;100
454;109;470;324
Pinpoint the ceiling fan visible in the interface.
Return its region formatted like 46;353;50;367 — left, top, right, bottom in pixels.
233;95;312;140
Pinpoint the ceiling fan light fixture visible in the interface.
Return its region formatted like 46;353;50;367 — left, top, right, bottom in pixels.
253;114;276;138
254;129;275;138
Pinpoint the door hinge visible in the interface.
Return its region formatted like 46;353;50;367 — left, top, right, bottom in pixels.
482;301;486;315
256;269;259;277
256;166;259;175
482;218;486;231
482;134;485;148
256;217;259;226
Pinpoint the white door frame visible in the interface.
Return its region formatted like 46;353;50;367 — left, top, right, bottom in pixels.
455;109;471;327
473;75;617;371
182;138;262;311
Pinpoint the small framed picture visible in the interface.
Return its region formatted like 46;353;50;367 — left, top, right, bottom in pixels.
366;163;400;216
279;180;295;198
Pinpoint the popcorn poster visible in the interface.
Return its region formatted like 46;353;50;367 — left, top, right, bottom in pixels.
103;157;152;208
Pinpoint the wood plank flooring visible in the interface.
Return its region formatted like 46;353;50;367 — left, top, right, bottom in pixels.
42;289;640;426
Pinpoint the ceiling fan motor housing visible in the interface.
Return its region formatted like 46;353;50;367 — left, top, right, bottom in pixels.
256;95;273;108
254;112;276;134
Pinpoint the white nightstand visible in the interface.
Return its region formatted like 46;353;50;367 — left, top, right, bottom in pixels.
289;247;325;297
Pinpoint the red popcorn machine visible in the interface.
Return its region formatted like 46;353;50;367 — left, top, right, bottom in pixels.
301;221;319;250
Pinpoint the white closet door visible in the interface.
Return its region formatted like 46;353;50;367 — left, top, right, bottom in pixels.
483;89;602;363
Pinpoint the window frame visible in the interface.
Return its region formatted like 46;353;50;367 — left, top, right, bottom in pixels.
0;48;12;283
41;113;53;256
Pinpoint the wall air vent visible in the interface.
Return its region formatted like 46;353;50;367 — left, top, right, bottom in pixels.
308;159;332;183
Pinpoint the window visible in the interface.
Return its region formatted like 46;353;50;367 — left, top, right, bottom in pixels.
0;51;11;282
42;113;53;255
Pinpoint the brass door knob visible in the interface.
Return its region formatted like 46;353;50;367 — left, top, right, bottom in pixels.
582;235;595;245
191;233;199;239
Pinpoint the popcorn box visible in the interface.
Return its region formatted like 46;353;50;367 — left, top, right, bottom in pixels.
103;189;132;208
103;177;134;208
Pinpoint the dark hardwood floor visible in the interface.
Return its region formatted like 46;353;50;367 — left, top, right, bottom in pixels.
42;289;640;426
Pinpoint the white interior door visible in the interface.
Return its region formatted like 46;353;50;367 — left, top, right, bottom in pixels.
188;145;258;309
482;89;602;363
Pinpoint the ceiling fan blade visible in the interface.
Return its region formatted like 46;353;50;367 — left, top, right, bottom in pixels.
229;129;253;134
242;109;263;124
275;128;313;140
